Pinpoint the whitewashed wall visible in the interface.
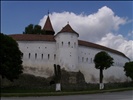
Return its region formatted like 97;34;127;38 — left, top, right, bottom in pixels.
18;41;56;78
55;32;79;72
17;37;130;83
78;45;130;83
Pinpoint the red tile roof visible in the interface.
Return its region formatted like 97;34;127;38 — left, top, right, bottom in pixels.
9;34;55;41
42;15;55;32
78;40;129;59
57;24;79;36
9;34;129;60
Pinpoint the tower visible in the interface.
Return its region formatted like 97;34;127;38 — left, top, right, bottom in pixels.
42;15;55;35
55;23;79;71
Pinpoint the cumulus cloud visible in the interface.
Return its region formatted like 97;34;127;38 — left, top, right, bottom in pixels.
38;6;132;60
97;33;133;60
39;6;126;42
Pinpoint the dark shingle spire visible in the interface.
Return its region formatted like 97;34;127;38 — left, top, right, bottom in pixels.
42;15;55;35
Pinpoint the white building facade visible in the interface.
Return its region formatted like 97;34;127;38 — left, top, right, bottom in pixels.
10;15;130;83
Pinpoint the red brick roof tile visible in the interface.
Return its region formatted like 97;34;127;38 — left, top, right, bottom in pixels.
78;40;129;60
57;24;79;36
9;34;55;41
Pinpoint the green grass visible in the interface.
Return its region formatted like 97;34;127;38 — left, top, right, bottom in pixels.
1;87;133;97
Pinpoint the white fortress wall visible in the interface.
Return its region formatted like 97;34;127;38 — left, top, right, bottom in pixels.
16;38;130;83
78;45;130;83
18;41;56;78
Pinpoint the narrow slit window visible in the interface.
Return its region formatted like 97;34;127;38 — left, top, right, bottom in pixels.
48;54;50;60
54;54;56;60
91;58;93;63
74;42;76;48
82;57;84;62
35;53;37;59
29;53;31;59
68;42;70;47
42;54;43;59
86;58;88;62
62;42;63;46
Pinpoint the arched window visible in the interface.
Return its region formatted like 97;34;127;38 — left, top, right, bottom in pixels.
35;53;37;59
48;54;50;60
29;53;31;59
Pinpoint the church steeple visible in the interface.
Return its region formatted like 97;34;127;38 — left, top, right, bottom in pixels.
42;14;55;35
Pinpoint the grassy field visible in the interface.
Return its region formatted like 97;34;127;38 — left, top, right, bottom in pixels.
1;87;133;97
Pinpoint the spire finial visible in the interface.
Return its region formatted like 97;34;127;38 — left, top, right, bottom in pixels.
48;10;49;15
67;21;69;24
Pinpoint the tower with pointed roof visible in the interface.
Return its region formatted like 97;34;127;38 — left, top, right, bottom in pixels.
55;23;79;71
42;15;55;35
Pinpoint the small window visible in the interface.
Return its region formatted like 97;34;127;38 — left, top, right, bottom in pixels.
68;42;70;47
82;57;84;62
42;54;43;59
91;58;93;63
54;54;56;60
48;54;50;60
35;53;37;59
78;56;80;62
86;58;88;62
74;42;76;48
29;53;31;59
62;42;63;46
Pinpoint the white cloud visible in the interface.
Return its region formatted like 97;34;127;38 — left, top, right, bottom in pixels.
38;6;132;60
39;6;126;42
97;33;133;61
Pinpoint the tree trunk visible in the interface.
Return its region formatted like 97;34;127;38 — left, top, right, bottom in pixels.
99;68;104;89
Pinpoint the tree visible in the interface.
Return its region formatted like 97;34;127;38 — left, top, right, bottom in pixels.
124;61;133;81
23;24;43;34
54;64;61;91
50;64;61;91
0;33;23;81
23;24;46;35
93;51;114;89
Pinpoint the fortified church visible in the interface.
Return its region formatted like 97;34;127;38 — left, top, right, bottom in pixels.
10;15;130;83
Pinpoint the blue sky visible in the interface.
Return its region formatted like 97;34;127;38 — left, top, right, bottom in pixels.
1;1;133;60
1;1;133;37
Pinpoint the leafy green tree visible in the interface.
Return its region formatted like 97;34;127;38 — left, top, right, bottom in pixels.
124;61;133;81
23;24;34;34
93;51;114;89
0;33;23;81
23;24;45;35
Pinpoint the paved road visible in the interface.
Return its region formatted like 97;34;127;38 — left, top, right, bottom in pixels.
1;90;133;100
